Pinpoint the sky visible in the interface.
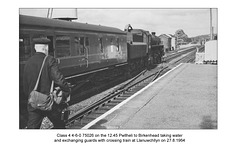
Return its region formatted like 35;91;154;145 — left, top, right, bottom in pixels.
19;8;217;37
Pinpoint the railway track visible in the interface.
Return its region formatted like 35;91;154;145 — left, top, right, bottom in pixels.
65;47;197;129
67;66;170;129
163;46;197;63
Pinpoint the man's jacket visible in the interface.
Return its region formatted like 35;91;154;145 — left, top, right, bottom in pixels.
23;52;71;99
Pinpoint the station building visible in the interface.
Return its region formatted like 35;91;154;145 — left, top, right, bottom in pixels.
159;34;177;53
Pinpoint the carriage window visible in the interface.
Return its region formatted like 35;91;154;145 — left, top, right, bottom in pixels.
74;37;85;56
79;37;85;55
19;34;31;61
74;37;80;56
55;35;70;58
80;37;84;45
99;38;103;53
116;38;120;51
85;37;89;46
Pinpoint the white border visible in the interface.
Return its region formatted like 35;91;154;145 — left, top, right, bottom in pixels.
1;1;240;149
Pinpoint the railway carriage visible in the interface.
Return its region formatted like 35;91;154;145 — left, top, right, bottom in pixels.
19;14;129;109
20;15;128;79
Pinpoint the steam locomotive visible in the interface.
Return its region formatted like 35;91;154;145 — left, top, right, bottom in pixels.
19;15;164;99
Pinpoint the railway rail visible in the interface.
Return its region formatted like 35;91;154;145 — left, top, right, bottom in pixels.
163;46;197;62
65;47;197;129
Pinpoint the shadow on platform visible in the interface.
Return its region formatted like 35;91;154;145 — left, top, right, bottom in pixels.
199;115;217;129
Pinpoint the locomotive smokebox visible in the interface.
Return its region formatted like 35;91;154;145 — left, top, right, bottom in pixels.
51;8;78;21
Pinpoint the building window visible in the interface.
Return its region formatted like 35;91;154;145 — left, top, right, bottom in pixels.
55;35;70;58
19;34;31;61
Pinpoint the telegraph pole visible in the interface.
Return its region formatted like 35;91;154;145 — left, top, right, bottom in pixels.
210;8;213;40
47;8;53;18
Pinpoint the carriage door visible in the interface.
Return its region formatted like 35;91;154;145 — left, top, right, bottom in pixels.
84;37;90;68
79;37;89;68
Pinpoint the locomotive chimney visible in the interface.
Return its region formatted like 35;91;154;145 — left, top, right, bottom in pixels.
152;32;156;36
50;8;78;21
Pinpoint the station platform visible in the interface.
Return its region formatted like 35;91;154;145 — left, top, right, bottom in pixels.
88;63;217;129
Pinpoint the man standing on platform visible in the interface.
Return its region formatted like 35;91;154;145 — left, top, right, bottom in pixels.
23;37;71;129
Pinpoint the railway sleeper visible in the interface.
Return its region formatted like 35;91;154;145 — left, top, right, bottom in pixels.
99;106;112;111
117;95;130;98
132;86;145;91
104;103;118;107
124;91;135;96
111;99;125;103
113;97;126;100
94;109;108;114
